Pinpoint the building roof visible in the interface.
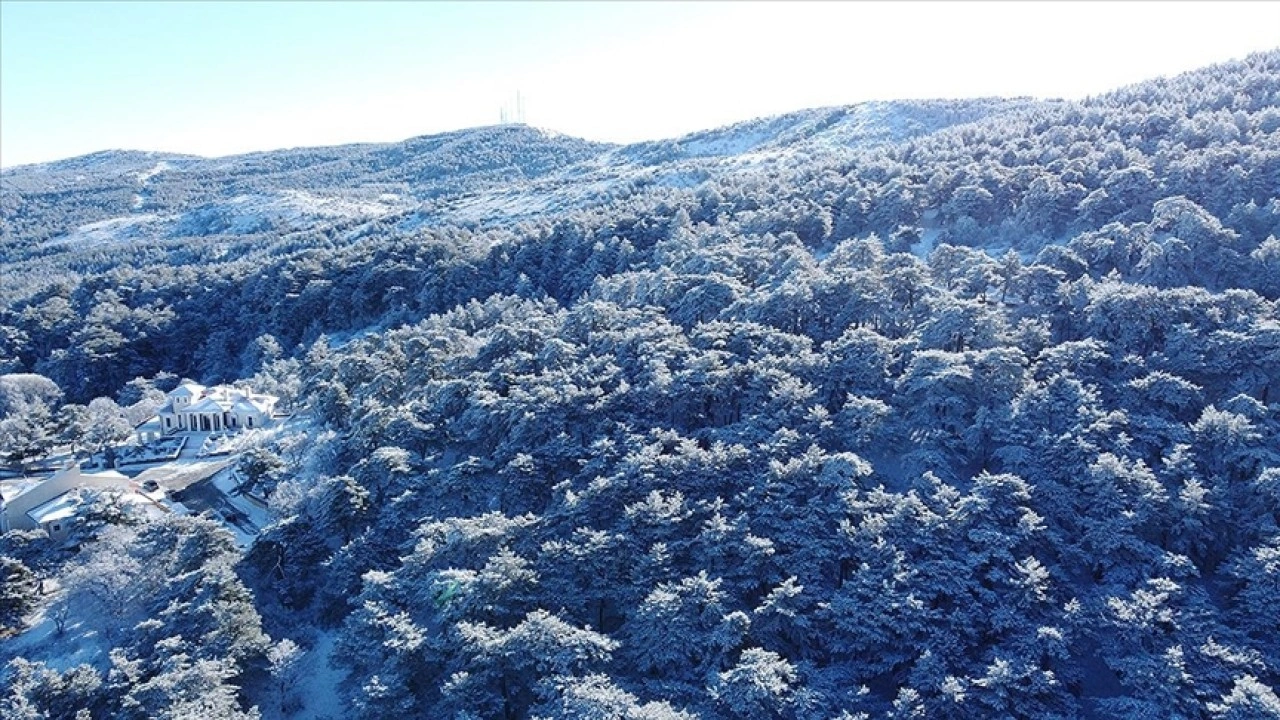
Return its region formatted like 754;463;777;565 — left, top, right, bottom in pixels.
210;385;270;401
26;490;83;525
26;486;167;526
170;383;206;398
233;398;269;413
187;397;231;413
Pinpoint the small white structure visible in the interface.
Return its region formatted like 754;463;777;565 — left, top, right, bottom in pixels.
0;476;43;533
25;486;167;542
134;416;163;444
0;465;135;536
156;383;278;434
26;491;89;542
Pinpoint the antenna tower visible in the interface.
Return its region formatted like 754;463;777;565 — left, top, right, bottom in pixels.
499;91;527;125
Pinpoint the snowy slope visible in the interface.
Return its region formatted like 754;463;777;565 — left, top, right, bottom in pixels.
4;98;1042;250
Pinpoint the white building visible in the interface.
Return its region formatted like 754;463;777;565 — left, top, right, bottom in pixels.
134;416;163;444
156;383;278;434
0;464;163;538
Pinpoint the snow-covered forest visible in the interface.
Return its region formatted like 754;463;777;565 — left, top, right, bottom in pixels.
2;51;1280;718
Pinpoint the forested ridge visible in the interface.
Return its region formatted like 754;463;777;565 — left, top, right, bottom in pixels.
2;51;1280;719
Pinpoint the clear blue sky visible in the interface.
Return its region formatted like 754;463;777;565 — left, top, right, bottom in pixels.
2;1;1278;167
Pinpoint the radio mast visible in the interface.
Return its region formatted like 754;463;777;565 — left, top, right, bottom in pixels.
499;91;526;125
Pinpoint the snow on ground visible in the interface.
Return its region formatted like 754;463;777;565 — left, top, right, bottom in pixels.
130;457;233;492
273;190;407;219
191;191;406;235
913;226;942;259
130;161;172;210
153;189;414;238
119;453;266;545
524;124;567;141
211;467;273;531
169;476;258;548
913;208;942;259
133;161;171;183
222;517;258;549
820;103;907;146
1;474;45;504
2;603;109;674
441;186;558;225
204;426;281;455
682;126;777;158
266;630;346;720
41;214;167;249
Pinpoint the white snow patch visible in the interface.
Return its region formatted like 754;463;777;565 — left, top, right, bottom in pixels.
443;187;556;224
133;161;171;183
2;602;109;674
273;190;403;218
682;127;776;158
130;162;170;211
171;190;410;236
212;467;273;531
42;214;166;248
527;124;566;140
913;209;942;259
913;227;942;259
273;631;346;720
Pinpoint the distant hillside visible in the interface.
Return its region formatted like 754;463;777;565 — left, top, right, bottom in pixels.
0;125;610;249
1;97;1051;253
618;97;1049;164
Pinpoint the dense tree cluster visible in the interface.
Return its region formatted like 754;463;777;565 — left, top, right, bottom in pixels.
2;512;271;719
255;219;1278;716
2;50;1280;718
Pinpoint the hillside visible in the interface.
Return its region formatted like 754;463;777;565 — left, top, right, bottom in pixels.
2;50;1280;719
1;98;1046;255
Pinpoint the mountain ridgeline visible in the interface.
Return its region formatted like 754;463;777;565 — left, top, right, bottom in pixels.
2;51;1280;719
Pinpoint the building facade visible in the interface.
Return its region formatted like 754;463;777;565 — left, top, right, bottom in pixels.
156;383;278;434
